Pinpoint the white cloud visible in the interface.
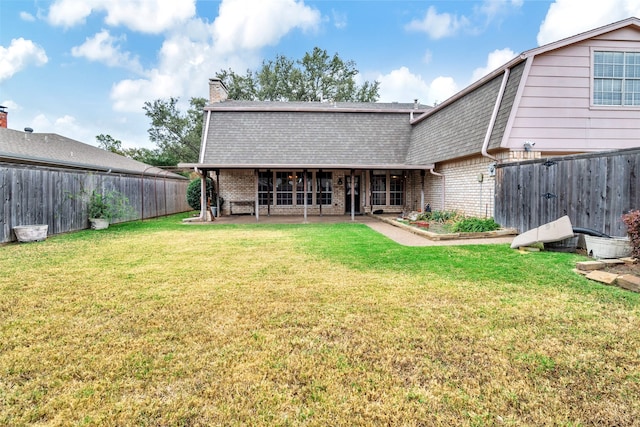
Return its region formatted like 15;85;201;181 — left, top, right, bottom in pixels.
0;38;48;82
47;0;196;33
537;0;640;46
30;113;80;135
376;67;458;106
71;30;142;72
470;48;517;82
332;9;347;29
405;6;469;39
111;73;175;113
422;50;433;65
429;76;459;105
212;0;321;53
30;114;53;131
109;0;320;114
477;0;524;20
20;11;36;21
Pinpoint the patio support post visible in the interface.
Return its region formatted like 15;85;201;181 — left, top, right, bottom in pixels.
318;169;323;216
369;170;373;213
267;170;271;216
350;169;355;221
200;169;208;221
215;169;220;218
303;169;308;223
420;169;425;212
255;169;259;222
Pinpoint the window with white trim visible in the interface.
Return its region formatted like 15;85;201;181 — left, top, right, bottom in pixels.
316;172;332;205
389;172;404;206
593;51;640;106
371;171;386;205
275;172;293;205
296;172;313;205
258;171;272;205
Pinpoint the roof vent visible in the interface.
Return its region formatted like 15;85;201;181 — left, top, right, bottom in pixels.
24;127;33;133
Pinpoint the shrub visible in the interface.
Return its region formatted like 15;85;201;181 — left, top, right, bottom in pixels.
186;178;224;211
622;210;640;259
416;210;462;223
88;190;133;221
450;217;501;233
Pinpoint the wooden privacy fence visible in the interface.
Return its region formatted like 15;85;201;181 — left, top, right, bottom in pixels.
494;147;640;237
1;162;191;243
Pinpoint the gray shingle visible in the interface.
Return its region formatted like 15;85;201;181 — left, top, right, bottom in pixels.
0;128;181;177
202;107;423;167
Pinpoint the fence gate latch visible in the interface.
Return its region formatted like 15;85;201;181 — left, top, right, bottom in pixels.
542;192;557;200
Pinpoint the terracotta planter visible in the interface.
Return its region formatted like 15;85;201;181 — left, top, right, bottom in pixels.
13;225;48;242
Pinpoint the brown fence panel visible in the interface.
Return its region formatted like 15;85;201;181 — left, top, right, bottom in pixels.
0;163;191;243
495;148;640;237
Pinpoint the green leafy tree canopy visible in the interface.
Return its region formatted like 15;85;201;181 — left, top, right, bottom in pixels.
216;47;379;102
142;97;206;164
96;134;178;167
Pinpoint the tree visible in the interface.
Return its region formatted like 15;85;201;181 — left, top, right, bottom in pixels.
96;134;124;155
96;134;178;167
142;97;206;164
217;47;379;102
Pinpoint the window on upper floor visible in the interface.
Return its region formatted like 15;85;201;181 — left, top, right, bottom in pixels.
593;51;640;106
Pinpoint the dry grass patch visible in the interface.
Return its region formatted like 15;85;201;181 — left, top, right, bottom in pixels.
1;216;639;426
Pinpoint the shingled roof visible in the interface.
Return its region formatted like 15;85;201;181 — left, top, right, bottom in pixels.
196;101;432;169
0;127;182;177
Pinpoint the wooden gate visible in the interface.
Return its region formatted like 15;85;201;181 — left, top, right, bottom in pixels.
494;147;640;237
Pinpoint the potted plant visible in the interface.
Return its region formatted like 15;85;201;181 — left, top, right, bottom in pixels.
88;190;132;230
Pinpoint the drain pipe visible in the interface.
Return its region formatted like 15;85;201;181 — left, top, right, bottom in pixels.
429;168;445;210
481;68;510;162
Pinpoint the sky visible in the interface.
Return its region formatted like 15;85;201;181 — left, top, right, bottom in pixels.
1;0;640;150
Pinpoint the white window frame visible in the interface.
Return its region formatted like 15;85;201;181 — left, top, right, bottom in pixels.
592;48;640;108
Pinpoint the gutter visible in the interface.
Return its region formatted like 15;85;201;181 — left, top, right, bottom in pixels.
481;68;510;163
411;55;524;125
0;153;182;178
179;162;434;170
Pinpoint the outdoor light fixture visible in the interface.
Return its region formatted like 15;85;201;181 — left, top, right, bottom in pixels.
337;177;343;185
524;141;535;152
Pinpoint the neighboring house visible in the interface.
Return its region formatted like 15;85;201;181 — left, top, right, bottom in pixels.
182;17;640;220
0;115;190;243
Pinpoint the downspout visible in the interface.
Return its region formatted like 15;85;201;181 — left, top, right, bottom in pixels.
429;168;445;210
480;68;510;218
481;68;510;162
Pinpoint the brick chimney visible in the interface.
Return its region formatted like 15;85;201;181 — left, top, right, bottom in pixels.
0;106;7;128
209;78;228;103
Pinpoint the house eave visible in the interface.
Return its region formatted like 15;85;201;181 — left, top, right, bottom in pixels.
410;55;526;125
203;105;430;114
179;162;435;170
410;17;640;127
0;152;185;178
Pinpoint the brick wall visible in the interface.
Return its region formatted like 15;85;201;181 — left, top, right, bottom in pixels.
218;169;348;216
407;150;540;218
216;152;541;219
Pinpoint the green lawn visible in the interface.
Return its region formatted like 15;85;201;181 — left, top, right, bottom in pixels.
1;213;639;426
